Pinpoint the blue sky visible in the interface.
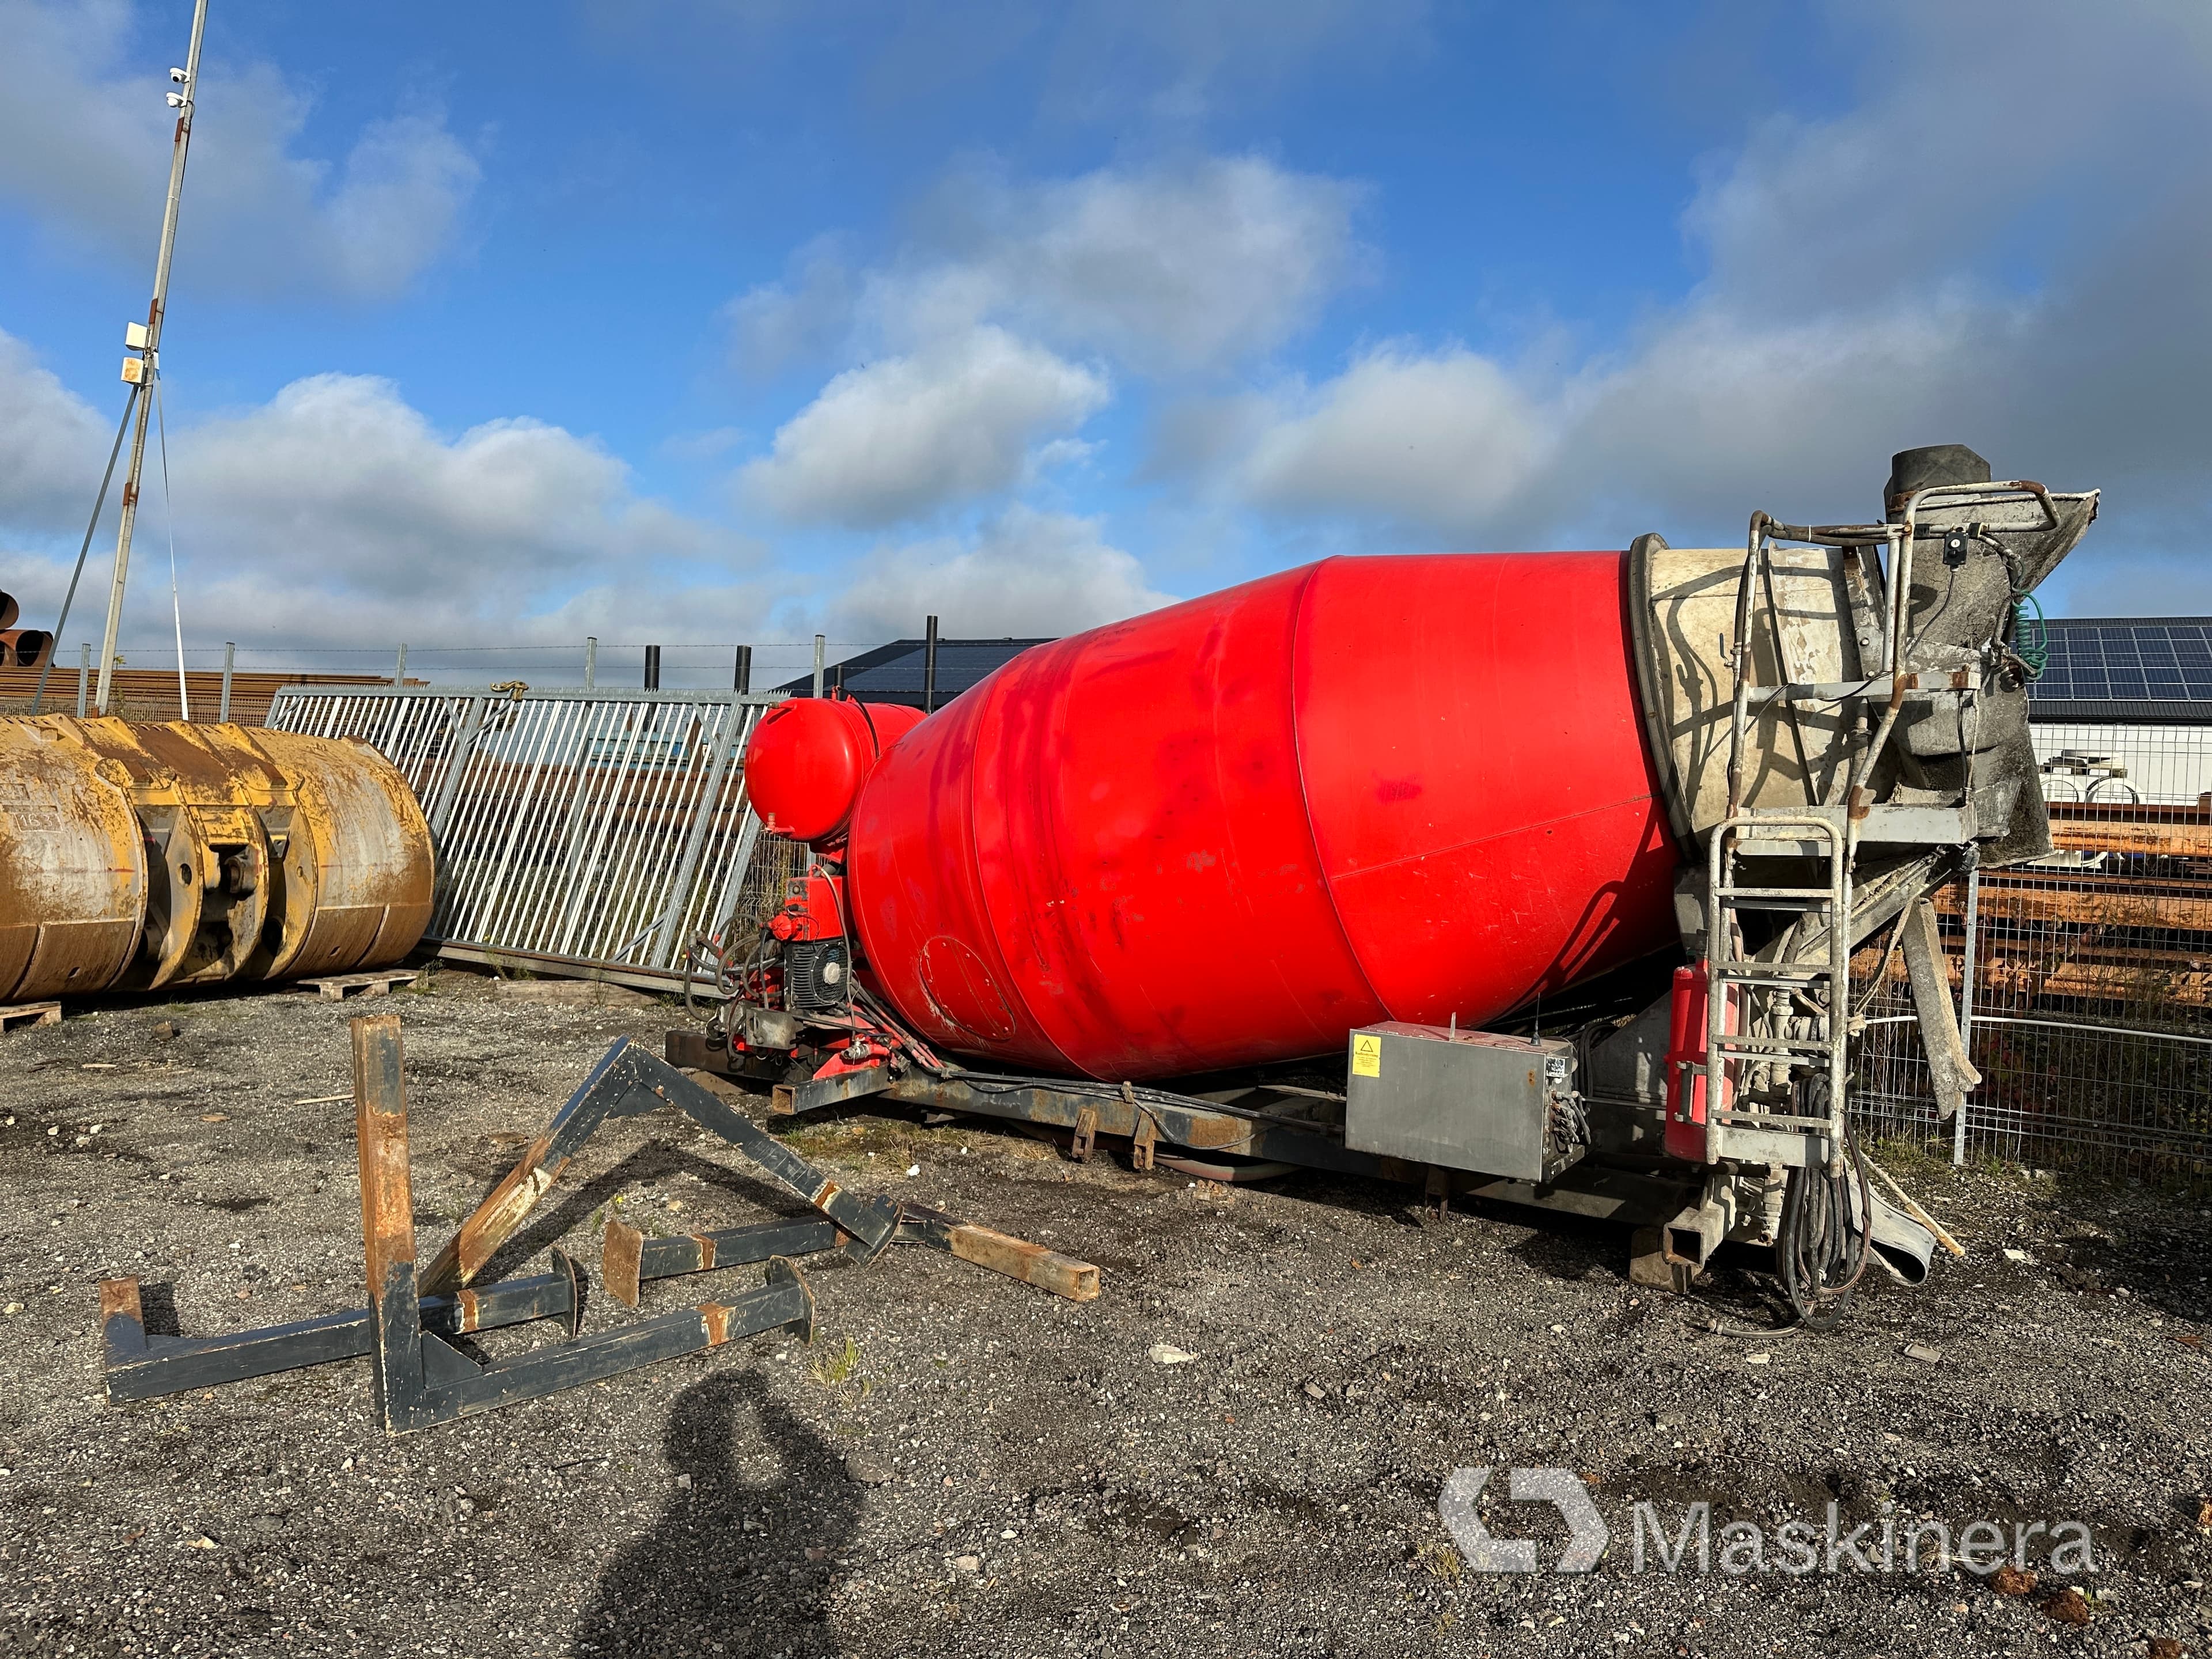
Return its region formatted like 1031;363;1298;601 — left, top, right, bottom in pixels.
2;1;2207;683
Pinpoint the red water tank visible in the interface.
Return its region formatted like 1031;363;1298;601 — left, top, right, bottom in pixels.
798;554;1678;1080
745;698;925;844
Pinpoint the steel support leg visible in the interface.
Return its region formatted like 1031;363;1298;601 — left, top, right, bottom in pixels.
352;1015;816;1434
601;1203;1101;1305
98;1268;577;1401
419;1036;899;1298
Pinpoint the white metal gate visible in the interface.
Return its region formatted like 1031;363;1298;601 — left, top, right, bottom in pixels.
266;684;786;991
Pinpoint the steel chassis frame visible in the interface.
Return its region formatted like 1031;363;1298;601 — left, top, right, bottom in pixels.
669;1015;1936;1289
670;1024;1709;1220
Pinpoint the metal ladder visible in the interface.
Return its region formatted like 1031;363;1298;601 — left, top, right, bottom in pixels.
1696;509;1889;1167
1699;807;1850;1166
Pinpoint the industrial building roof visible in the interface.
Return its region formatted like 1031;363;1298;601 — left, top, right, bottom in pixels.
776;637;1050;708
2028;617;2212;726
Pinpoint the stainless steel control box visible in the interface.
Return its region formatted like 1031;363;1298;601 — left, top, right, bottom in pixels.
1344;1022;1584;1183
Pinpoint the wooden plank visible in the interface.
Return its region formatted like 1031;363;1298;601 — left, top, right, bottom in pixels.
1931;883;2212;931
1858;924;2212;1006
1976;961;2212;1007
0;666;390;726
946;1223;1101;1302
2049;821;2212;859
0;1001;62;1031
2048;802;2212;825
301;971;423;1001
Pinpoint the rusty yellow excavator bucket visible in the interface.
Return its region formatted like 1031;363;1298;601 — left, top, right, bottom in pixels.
0;718;433;1003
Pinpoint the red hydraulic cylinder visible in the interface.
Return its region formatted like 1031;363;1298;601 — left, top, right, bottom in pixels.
825;552;1680;1081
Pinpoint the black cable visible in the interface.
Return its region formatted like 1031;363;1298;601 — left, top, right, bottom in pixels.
1682;1312;1804;1340
31;386;139;713
1777;1119;1873;1332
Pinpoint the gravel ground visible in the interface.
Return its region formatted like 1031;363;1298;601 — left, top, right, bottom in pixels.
1;967;2207;1658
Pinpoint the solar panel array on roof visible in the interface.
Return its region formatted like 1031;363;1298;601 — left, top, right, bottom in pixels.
2027;617;2212;723
773;638;1050;707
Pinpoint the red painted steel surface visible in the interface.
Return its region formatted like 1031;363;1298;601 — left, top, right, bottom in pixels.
834;553;1679;1080
745;699;925;844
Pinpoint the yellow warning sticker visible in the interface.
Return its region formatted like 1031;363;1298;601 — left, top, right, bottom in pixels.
1351;1033;1383;1078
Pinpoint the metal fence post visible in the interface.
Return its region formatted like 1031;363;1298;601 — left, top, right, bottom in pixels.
812;635;825;698
645;645;661;690
425;695;490;842
734;645;751;693
395;643;408;687
923;613;939;714
649;698;750;969
1952;866;1979;1166
585;636;597;690
77;643;91;716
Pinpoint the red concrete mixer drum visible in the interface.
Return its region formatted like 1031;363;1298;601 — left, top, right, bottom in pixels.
814;552;1680;1081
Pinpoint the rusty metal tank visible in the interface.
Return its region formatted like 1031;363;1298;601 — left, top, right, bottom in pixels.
0;717;433;1002
0;720;146;1001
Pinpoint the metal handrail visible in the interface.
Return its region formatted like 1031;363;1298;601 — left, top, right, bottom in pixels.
268;681;789;705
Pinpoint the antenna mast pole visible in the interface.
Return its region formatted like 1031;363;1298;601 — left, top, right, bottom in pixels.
94;0;209;716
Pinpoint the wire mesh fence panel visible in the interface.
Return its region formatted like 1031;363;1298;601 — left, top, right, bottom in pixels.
725;833;807;934
1853;721;2212;1189
267;684;783;988
1850;903;1948;1156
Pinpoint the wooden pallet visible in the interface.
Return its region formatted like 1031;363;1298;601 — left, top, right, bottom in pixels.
297;970;422;1002
0;1001;61;1032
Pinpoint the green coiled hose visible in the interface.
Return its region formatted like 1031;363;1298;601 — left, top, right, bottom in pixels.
2006;588;2048;680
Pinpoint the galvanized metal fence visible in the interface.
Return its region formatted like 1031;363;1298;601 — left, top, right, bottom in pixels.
1856;722;2212;1187
267;684;788;992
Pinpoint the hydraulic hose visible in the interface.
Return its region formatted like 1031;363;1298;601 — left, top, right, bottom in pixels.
1777;1120;1873;1332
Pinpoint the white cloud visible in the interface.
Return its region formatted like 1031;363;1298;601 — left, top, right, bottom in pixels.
0;333;764;652
1210;0;2212;605
171;375;726;589
0;329;111;532
828;506;1174;639
0;0;479;300
305;112;482;300
729;153;1359;529
931;156;1364;374
738;327;1108;528
1238;344;1544;530
738;156;1363;377
726;237;858;381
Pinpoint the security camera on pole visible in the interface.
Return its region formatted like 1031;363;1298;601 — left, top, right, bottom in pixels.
94;0;209;717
